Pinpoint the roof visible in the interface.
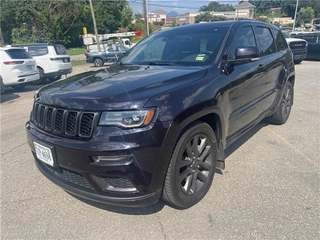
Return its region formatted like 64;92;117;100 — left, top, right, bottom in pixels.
12;43;62;47
235;1;256;9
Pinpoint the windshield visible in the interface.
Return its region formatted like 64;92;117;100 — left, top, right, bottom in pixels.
120;26;228;66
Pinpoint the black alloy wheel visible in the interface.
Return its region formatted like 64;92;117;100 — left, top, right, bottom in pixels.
267;81;293;125
162;122;218;209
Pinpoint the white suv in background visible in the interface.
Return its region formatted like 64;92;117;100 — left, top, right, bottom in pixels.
0;46;39;92
13;43;72;84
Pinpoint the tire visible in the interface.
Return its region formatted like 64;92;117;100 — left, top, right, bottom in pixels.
294;60;302;64
93;58;104;67
162;121;218;209
48;75;61;82
0;76;4;94
33;67;46;85
267;81;293;125
11;84;26;90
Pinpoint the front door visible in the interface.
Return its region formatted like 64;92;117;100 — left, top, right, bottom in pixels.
227;24;267;137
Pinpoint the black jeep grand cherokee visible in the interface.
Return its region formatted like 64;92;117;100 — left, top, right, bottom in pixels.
26;20;295;209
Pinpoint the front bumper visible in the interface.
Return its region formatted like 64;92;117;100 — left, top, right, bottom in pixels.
26;121;169;207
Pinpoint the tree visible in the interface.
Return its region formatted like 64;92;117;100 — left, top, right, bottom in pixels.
298;7;315;26
249;0;320;18
0;0;134;46
1;0;83;44
195;13;227;23
199;1;234;11
93;0;131;34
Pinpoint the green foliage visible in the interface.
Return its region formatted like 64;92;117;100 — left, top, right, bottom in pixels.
93;0;129;34
195;13;227;23
0;0;134;47
298;7;315;25
249;0;320;18
67;48;86;56
199;1;234;11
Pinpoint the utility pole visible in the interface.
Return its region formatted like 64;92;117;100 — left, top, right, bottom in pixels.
143;0;149;36
293;0;299;32
89;0;101;52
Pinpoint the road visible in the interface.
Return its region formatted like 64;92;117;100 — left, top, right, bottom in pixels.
1;61;319;239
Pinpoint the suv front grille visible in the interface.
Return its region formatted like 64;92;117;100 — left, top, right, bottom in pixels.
32;102;98;138
289;41;307;50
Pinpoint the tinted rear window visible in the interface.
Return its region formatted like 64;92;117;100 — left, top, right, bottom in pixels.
28;46;48;56
54;45;68;55
5;49;31;59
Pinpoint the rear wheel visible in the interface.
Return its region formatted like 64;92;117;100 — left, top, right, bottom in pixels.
162;122;218;209
0;76;4;94
267;81;293;125
48;75;61;82
33;67;46;85
93;58;104;67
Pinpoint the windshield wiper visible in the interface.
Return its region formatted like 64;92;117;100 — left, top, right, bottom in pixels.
148;61;180;66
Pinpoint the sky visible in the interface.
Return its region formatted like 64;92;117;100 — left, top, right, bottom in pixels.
128;0;240;14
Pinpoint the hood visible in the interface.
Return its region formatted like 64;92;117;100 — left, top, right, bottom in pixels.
285;37;307;43
36;64;208;111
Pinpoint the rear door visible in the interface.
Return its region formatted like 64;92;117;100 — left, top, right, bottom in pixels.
254;25;284;111
227;24;267;136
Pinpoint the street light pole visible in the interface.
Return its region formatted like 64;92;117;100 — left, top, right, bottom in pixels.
89;0;101;52
293;0;299;32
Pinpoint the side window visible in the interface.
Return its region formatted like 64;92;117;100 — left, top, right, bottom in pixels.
229;26;256;59
271;29;288;51
256;27;276;56
28;46;48;56
54;45;67;55
299;34;317;43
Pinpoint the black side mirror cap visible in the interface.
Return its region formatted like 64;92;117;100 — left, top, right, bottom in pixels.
228;46;260;66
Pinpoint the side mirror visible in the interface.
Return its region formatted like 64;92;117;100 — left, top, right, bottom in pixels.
228;46;260;66
235;46;260;59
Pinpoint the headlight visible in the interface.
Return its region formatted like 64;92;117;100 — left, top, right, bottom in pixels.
99;109;156;128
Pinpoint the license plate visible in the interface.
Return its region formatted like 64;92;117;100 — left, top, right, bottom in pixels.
294;55;301;60
27;65;33;70
34;142;54;166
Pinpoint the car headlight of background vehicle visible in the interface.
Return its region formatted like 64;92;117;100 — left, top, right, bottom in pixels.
99;109;156;128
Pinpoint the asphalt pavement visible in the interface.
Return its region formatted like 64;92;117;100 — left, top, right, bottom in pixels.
1;61;319;239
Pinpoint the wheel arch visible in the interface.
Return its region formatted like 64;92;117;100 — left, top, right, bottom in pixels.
161;107;227;173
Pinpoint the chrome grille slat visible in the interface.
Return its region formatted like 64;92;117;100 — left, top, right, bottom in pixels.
31;103;97;138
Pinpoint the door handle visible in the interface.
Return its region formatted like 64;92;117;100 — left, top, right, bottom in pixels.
257;64;265;70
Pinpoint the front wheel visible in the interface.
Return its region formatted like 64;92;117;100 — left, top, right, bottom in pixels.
267;81;293;125
93;58;104;67
162;122;218;209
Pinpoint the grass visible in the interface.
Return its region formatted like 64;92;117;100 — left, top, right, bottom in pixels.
71;60;87;66
67;47;85;56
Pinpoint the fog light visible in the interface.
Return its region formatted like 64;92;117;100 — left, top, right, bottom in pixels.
91;155;132;166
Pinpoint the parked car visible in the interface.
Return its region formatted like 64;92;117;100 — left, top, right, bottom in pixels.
26;20;295;209
280;25;293;31
290;32;320;60
13;43;72;84
85;44;127;67
282;32;308;64
0;46;39;92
